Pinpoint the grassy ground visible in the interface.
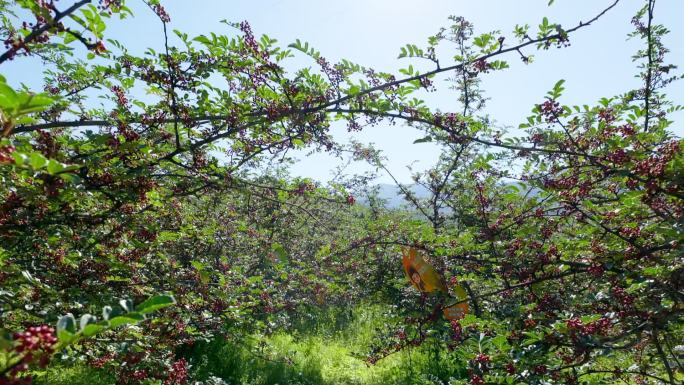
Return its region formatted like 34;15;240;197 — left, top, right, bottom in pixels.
34;305;461;385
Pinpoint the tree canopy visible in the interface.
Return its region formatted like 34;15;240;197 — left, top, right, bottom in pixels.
0;0;682;384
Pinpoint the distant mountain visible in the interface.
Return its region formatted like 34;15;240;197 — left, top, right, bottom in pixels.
358;182;540;209
359;183;430;209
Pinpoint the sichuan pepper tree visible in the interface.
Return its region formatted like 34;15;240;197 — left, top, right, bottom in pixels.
0;0;681;384
352;1;683;384
0;1;412;380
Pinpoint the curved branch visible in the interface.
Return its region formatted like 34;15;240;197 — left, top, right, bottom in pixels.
0;0;92;65
14;0;622;134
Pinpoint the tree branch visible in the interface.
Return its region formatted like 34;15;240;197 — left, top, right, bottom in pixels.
0;0;92;65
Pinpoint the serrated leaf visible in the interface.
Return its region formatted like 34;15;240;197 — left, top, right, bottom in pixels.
134;294;175;315
0;81;18;110
193;35;211;45
29;152;47;169
46;159;64;174
271;243;288;263
413;136;433;144
108;313;145;328
59;173;81;184
11;152;26;165
16;93;55;115
81;323;106;337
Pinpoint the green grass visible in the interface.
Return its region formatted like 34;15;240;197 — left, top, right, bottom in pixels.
32;363;116;385
33;304;465;385
185;305;426;385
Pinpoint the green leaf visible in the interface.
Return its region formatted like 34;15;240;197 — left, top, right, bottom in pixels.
247;276;263;284
271;243;288;263
398;44;424;59
288;39;320;59
0;81;18;110
12;152;26;165
413;136;433;144
489;60;510;70
193;35;212;45
15;93;55;115
134;294;176;315
29;152;47;169
347;85;361;96
46;159;64;174
79;314;96;331
81;323;106;337
63;32;77;44
491;335;509;350
69;14;87;30
191;260;205;271
542;17;549;28
56;313;76;342
108;313;145;328
59;173;81;184
548;79;566;99
473;34;492;48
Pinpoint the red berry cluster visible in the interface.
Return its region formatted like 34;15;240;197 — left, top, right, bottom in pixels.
136;229;157;243
315;56;343;90
131;370;149;381
90;352;114;368
634;140;680;178
611;286;635;308
3;326;57;382
36;130;59;157
293;181;316;196
606;148;629;165
346;194;355;205
469;374;484;385
566;317;612;339
0;145;16;164
473;353;490;365
13;326;57;359
539;99;563;122
111;86;129;108
450;320;463;341
587;263;605;277
530;133;544;144
1;1;65;61
505;362;516;374
153;4;171;23
473;59;491;73
534;364;547;375
164;358;189;385
98;0;123;10
597;108;616;123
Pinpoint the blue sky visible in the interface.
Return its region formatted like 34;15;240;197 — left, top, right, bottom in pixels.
4;1;683;183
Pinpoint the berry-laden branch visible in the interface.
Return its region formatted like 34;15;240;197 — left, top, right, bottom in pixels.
13;0;621;137
145;0;181;150
644;0;655;133
327;107;684;202
0;0;92;64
